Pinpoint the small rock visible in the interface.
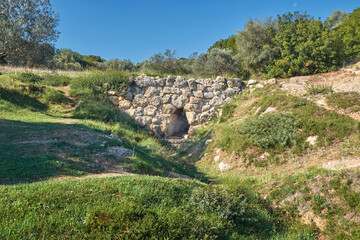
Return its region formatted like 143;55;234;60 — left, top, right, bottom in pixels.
261;107;276;115
219;162;231;171
264;78;277;85
107;146;133;158
108;90;117;96
256;83;264;89
306;136;318;146
205;139;212;144
214;155;220;162
260;152;270;160
248;80;258;85
106;134;123;143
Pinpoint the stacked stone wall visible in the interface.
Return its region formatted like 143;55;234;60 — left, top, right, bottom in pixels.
108;75;245;137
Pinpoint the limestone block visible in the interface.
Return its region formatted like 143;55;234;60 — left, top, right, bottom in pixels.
213;82;226;90
204;92;214;99
213;91;221;96
163;104;176;114
181;89;191;98
205;87;213;92
119;99;132;109
163;87;172;94
133;94;148;107
225;88;236;97
209;96;223;106
186;112;198;125
227;78;243;88
135;107;143;116
172;95;187;109
144;105;157;116
150;96;162;106
162;94;172;104
184;103;201;112
171;88;181;95
134;77;156;88
166;76;175;86
193;91;203;98
188;78;197;90
215;76;226;83
135;116;152;126
156;78;166;87
189;97;202;104
125;91;134;100
130;86;144;95
197;84;205;91
144;87;160;98
195;79;204;85
200;112;211;122
174;76;188;88
125;108;136;117
224;97;233;103
204;79;213;86
201;104;211;112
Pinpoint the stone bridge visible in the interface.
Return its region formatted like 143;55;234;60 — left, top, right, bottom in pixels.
108;75;245;138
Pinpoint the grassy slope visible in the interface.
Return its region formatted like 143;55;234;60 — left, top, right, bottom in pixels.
1;70;359;239
0;72;200;184
0;71;321;239
189;84;360;239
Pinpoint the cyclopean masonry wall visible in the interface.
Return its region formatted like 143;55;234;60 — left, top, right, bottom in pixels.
108;75;245;138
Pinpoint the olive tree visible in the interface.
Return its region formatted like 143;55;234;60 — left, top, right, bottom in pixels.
193;48;235;76
0;0;59;65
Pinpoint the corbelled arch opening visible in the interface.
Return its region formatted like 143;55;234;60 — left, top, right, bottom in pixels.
165;108;190;137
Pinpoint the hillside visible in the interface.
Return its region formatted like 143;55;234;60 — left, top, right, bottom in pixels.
0;67;360;239
183;67;360;239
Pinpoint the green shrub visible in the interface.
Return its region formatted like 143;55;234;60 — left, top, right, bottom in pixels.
70;70;130;97
42;74;71;86
44;89;71;104
239;113;299;149
74;98;119;122
15;72;44;83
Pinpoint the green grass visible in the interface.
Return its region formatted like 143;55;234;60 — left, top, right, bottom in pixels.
307;85;333;95
44;89;72;105
0;175;319;239
70;70;130;97
0;73;199;183
326;92;360;112
212;91;360;162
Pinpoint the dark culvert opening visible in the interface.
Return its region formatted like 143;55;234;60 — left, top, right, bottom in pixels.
166;108;190;138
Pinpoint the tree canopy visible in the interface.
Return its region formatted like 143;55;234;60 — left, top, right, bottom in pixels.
0;0;59;65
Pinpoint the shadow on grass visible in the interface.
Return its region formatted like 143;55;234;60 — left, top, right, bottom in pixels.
0;119;207;185
0;86;48;111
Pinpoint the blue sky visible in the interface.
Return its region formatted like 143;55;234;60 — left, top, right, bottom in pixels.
51;0;359;63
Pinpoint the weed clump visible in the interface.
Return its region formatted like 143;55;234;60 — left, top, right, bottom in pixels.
326;92;360;112
44;89;71;105
239;113;298;149
70;70;130;97
74;98;118;122
42;74;71;86
15;72;44;83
